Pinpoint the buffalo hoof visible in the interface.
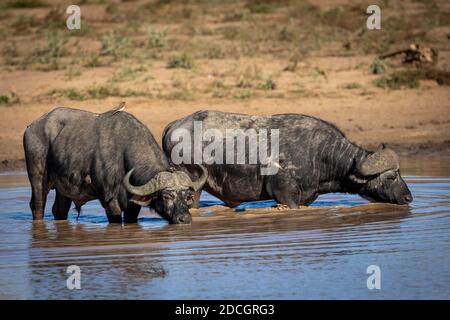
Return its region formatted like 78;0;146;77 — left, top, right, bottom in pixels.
275;204;290;211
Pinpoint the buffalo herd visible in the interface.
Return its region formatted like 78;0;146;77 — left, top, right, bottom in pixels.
23;105;412;224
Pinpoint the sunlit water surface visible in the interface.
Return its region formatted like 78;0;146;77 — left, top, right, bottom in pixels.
0;156;449;299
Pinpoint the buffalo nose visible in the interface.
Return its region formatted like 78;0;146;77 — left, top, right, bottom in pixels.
176;214;192;224
404;194;413;203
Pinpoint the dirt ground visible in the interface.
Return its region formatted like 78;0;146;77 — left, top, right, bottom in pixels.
0;0;449;171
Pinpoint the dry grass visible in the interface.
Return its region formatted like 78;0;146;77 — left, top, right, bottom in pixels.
0;0;449;103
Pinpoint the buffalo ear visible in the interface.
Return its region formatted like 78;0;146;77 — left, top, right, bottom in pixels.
349;174;368;184
348;159;368;184
357;147;399;176
130;195;153;206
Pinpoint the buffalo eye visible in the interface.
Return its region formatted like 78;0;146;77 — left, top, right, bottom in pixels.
385;172;396;180
162;193;174;201
186;193;194;205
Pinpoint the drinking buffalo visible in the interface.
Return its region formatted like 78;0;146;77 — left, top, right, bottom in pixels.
163;110;412;208
23;106;207;224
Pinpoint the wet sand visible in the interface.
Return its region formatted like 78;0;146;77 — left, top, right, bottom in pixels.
0;156;449;299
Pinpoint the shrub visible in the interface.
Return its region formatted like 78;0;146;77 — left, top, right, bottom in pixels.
0;95;10;104
65;89;85;101
370;59;388;75
258;78;276;90
26;31;68;69
246;0;279;14
167;53;193;69
234;89;252;99
374;70;422;89
100;32;132;60
342;82;362;89
0;92;20;105
147;28;167;49
10;14;39;33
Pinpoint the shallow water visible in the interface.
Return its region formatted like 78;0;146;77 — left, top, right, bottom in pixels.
0;156;449;299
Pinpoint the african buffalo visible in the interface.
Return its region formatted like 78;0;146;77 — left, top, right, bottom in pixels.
23;106;207;224
163;110;413;208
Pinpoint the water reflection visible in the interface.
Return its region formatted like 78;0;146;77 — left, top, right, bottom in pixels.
29;222;167;299
21;202;412;299
0;155;448;299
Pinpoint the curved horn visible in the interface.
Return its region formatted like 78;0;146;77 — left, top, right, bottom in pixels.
358;148;399;176
191;165;208;191
123;169;159;196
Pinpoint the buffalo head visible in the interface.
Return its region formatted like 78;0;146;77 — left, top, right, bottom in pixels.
350;145;413;205
123;166;208;224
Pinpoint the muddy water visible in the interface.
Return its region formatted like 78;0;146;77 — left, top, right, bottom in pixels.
0;156;449;299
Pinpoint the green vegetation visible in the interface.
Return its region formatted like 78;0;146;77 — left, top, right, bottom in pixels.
370;59;388;75
87;86;121;99
64;89;85;101
65;66;82;80
258;77;276;90
0;0;448;105
245;0;283;14
100;32;132;60
248;3;278;14
207;80;230;98
105;3;120;16
203;45;225;59
236;65;262;88
167;53;193;69
278;27;294;42
147;28;167;49
40;8;65;31
0;92;20;105
140;0;175;14
375;69;450;89
86;86;150;99
319;4;365;31
21;31;69;70
111;65;147;83
234;89;252;99
83;53;102;68
343;82;362;89
314;67;328;81
374;70;423;89
10;14;39;34
55;86;151;101
0;95;10;104
3;0;47;9
34;31;68;63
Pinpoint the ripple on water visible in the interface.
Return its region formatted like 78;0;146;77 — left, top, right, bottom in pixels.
0;160;449;299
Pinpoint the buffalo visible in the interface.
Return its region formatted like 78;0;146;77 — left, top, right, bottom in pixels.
163;110;413;208
23;106;207;224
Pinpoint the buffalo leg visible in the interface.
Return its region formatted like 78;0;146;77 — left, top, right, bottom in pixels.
26;160;49;220
24;129;49;220
300;191;319;206
273;190;300;208
29;178;49;220
103;198;123;223
192;190;202;209
267;175;301;209
124;202;141;223
52;190;72;220
224;200;241;208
